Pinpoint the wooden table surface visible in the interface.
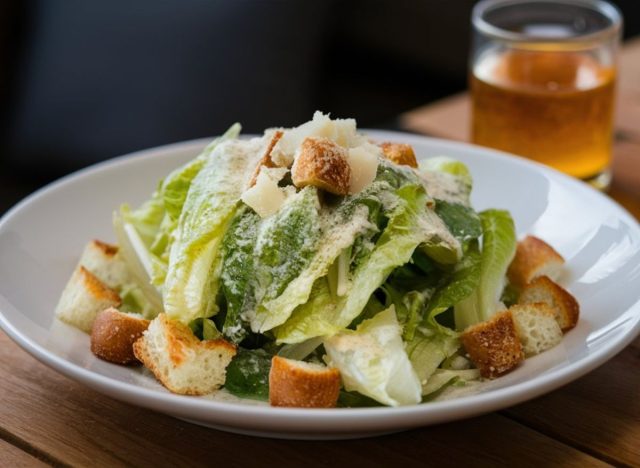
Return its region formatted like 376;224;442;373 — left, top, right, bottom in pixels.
2;42;639;468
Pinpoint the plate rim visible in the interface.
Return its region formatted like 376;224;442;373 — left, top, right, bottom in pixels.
1;131;639;432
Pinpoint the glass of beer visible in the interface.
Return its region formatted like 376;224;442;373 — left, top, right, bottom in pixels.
470;0;622;189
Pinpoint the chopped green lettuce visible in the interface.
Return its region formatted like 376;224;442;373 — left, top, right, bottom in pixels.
113;211;164;314
406;328;460;392
252;186;379;333
454;209;516;330
419;157;473;205
162;123;240;221
249;187;323;331
220;206;261;343
189;317;222;340
275;183;456;343
277;337;323;361
113;125;242;317
422;369;480;400
163;139;257;324
424;240;482;329
324;307;422;406
435;200;482;245
224;348;272;401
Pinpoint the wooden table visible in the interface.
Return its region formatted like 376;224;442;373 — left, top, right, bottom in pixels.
2;43;639;468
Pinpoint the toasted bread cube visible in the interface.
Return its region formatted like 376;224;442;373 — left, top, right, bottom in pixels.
380;142;418;168
269;356;341;408
507;236;564;289
248;130;284;187
79;240;130;290
460;311;524;379
510;303;563;356
133;314;236;395
519;276;580;332
91;308;150;365
55;266;122;333
291;137;351;195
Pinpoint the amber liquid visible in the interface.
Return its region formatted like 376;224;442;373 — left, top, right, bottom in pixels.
471;48;616;181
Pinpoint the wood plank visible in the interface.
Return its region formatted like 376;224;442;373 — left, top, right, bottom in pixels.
611;140;640;197
616;37;640;140
400;93;468;141
505;336;640;467
0;332;608;468
0;439;49;468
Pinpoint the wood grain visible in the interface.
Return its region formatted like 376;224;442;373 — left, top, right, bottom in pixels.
506;337;640;466
0;439;49;468
0;332;609;468
615;37;640;141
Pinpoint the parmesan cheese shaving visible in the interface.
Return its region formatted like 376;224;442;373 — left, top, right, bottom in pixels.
241;167;290;218
347;144;380;194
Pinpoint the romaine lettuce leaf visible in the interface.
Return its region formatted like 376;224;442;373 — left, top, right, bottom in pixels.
454;209;516;330
276;183;458;343
118;197;172;288
424;240;482;328
406;328;460;392
252;186;379;333
113;210;164;313
220;206;261;343
434;200;482;245
378;284;428;341
242;187;323;332
163;123;241;221
224;348;272;401
323;307;422;406
163;139;258;323
422;368;480;400
113;125;242;316
419;157;473;205
189;317;222;340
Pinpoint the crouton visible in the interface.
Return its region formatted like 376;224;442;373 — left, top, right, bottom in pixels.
380;142;418;168
91;308;150;365
248;130;284;187
133;314;236;395
291;137;351;195
269;356;341;408
507;236;564;289
519;276;580;332
510;303;563;356
460;310;524;379
55;266;122;333
78;240;130;290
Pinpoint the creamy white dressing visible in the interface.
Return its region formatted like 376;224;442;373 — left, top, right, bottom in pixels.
418;169;469;205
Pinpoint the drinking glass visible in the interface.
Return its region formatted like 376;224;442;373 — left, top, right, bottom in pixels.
470;0;622;189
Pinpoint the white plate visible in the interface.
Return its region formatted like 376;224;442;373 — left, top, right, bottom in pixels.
1;131;639;440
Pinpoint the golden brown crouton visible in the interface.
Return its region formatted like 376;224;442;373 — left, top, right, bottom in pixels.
269;356;341;408
460;311;524;379
248;130;284;187
519;276;580;332
380;142;418;168
91;240;119;257
291;137;351;195
133;314;236;395
510;303;563;356
78;240;131;290
507;236;564;289
91;308;150;365
55;266;122;333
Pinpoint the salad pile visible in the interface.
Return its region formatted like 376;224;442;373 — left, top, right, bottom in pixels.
106;112;522;406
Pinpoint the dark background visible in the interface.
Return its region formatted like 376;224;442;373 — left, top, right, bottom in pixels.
1;0;638;215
